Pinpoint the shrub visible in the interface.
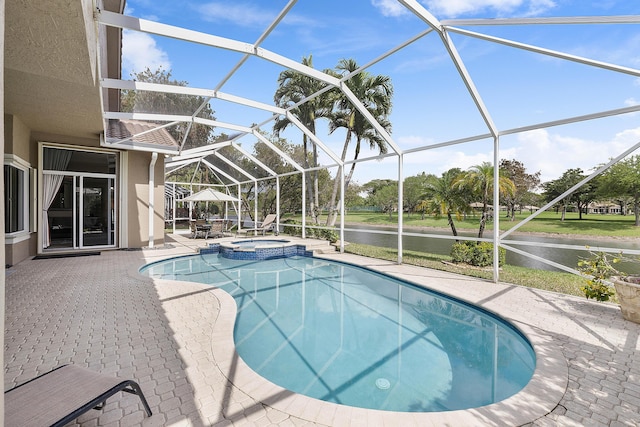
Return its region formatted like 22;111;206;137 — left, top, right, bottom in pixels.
576;251;618;302
450;241;505;268
280;219;338;243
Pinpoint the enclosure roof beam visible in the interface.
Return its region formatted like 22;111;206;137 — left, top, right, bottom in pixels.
284;112;343;166
174;140;234;159
214;0;298;92
229;142;277;177
201;158;241;185
500;104;640;136
97;10;341;86
104;111;254;134
339;83;402;155
397;0;443;31
398;0;498;137
212;151;258;182
448;27;640;78
252;130;304;172
101;79;288;116
440;30;498;137
502;138;640;239
441;15;640;26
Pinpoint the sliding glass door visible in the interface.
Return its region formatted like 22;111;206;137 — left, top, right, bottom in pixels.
42;147;117;251
78;177;115;247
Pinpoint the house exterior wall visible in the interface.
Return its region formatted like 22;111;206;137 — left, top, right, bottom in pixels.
3;117;167;263
125;150;165;248
4;114;36;266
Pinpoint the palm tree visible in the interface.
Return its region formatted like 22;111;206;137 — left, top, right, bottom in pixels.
423;169;467;237
455;162;516;238
326;58;393;226
273;55;335;224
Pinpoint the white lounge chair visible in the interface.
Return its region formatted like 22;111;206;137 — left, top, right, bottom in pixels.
238;214;278;236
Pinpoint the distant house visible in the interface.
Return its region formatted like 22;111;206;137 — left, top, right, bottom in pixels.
587;202;622;215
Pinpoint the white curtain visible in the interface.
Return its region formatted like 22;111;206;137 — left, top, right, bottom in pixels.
42;149;72;248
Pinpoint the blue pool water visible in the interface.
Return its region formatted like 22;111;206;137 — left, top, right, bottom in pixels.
141;254;535;412
230;239;289;248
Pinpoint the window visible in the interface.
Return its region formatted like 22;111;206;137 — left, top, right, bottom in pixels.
4;162;29;234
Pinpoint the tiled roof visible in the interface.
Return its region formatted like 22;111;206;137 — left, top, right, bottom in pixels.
105;119;179;148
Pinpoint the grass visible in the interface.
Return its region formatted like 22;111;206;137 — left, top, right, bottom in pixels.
338;211;640;238
343;242;600;300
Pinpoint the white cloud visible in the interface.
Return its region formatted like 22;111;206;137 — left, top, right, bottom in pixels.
122;30;171;77
353;126;640;184
421;0;555;18
625;98;639;107
513;128;640;183
398;135;435;146
397;147;492;175
371;0;409;17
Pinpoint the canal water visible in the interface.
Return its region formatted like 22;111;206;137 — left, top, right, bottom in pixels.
343;224;640;274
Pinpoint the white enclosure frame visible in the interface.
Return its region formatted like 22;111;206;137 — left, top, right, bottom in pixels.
94;2;640;282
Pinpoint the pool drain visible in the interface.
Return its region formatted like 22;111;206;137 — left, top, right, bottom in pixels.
375;378;391;390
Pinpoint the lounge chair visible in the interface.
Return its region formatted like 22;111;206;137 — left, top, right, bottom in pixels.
237;214;278;236
5;364;152;427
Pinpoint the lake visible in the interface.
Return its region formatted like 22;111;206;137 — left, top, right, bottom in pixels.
343;224;640;274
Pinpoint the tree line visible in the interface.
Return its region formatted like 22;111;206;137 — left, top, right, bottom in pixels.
356;155;640;238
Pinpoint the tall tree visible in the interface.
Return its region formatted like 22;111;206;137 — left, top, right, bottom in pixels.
499;159;541;221
423;168;467;237
404;173;432;217
599;156;640;226
326;58;393;227
273;55;335;224
541;168;597;220
364;180;398;220
455;162;515;238
121;67;216;149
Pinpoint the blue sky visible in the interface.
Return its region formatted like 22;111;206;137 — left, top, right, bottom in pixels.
121;0;640;185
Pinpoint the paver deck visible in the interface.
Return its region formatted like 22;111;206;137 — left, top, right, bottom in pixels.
4;233;640;426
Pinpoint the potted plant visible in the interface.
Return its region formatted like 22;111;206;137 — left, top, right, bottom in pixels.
577;249;640;324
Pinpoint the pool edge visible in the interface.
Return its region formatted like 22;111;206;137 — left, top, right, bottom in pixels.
206;258;568;426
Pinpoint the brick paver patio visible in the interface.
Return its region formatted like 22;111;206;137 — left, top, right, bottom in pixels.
4;234;640;426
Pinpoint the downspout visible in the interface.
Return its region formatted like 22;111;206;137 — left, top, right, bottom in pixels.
493;136;500;283
254;180;258;236
398;154;404;264
276;176;281;235
148;152;158;248
301;173;306;239
339;166;345;253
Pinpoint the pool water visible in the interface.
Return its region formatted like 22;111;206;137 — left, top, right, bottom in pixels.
230;239;289;249
141;254;535;412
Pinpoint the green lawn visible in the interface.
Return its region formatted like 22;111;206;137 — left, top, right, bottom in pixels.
342;243;608;301
336;211;640;238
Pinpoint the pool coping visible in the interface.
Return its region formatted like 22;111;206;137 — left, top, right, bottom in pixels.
205;255;568;426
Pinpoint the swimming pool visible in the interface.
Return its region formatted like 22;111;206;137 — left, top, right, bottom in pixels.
141;253;536;412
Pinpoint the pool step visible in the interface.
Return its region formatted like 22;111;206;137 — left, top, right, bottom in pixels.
304;241;336;255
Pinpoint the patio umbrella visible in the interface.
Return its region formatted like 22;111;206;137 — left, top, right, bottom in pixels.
182;188;237;202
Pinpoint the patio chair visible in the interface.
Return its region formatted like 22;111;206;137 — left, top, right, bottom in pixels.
190;220;209;239
238;214;278;236
5;364;152;427
208;219;227;238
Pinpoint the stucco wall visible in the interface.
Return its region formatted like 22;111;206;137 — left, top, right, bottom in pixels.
4;114;36;266
4;114;30;160
126;150;165;248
